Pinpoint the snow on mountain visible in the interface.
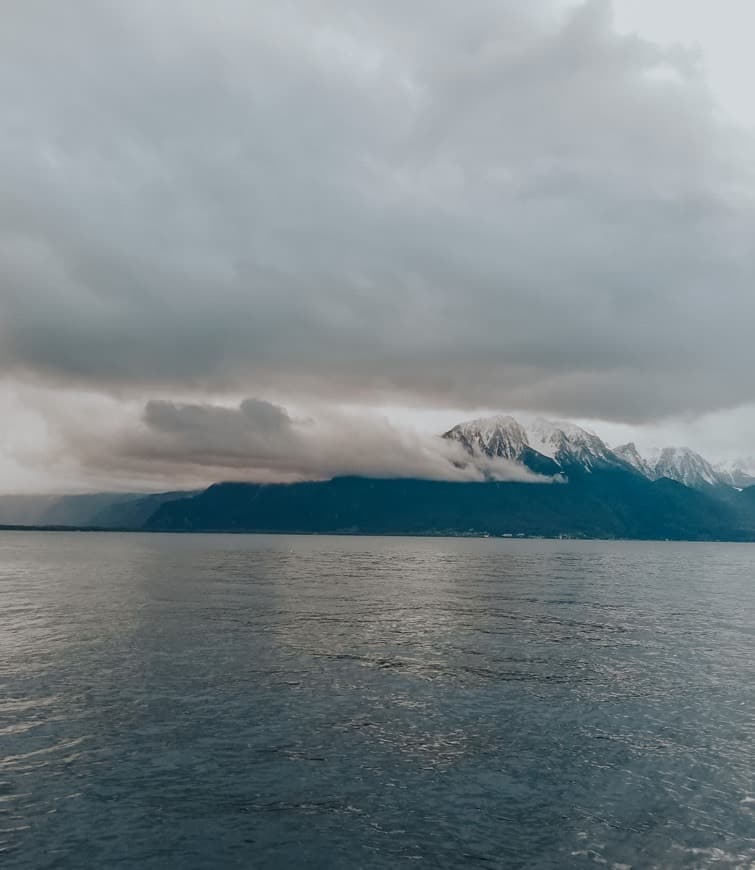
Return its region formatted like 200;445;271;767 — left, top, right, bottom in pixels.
444;415;628;476
652;446;722;488
714;458;755;489
444;414;747;491
614;442;654;477
526;418;621;470
445;415;530;462
617;443;736;489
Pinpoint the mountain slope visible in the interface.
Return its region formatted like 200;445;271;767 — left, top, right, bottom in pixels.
0;491;194;528
144;471;754;540
614;443;654;478
89;491;197;528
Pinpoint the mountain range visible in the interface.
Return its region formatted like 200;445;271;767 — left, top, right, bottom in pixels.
2;415;755;540
443;414;755;490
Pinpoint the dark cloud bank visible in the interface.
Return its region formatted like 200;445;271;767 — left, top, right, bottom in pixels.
2;1;754;421
2;1;755;488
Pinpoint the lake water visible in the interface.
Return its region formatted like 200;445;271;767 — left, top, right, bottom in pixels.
1;532;753;869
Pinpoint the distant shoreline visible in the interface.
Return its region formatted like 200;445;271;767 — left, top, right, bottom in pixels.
1;525;752;544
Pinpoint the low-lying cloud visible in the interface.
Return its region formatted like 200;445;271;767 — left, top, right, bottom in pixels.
85;397;550;486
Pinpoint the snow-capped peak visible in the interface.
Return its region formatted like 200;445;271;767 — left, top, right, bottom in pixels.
614;443;731;489
614;442;654;477
444;414;625;475
445;415;529;461
524;418;567;460
526;417;616;469
714;457;755;489
652;446;723;488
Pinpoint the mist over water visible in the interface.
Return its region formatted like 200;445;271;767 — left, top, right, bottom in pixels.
1;533;753;869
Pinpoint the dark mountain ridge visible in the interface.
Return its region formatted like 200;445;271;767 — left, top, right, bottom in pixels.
143;471;755;541
3;472;755;540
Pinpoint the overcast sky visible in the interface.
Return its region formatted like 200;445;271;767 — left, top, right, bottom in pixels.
2;0;755;492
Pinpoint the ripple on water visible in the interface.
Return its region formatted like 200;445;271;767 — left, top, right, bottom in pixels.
0;533;753;869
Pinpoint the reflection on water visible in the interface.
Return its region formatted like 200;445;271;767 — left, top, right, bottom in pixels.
1;532;754;868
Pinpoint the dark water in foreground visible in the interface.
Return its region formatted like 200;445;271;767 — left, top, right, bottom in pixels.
1;533;753;869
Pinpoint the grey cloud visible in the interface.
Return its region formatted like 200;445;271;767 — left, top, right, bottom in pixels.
1;1;755;421
72;397;550;485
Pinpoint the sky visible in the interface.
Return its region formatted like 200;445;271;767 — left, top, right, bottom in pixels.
2;0;755;492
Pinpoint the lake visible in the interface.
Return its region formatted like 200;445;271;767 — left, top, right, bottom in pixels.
1;532;753;868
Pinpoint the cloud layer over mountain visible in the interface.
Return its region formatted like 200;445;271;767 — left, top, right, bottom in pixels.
64;397;550;487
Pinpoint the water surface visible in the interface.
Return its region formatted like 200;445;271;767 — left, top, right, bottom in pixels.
1;533;753;868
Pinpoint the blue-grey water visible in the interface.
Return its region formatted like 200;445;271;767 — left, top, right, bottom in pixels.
1;533;753;869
